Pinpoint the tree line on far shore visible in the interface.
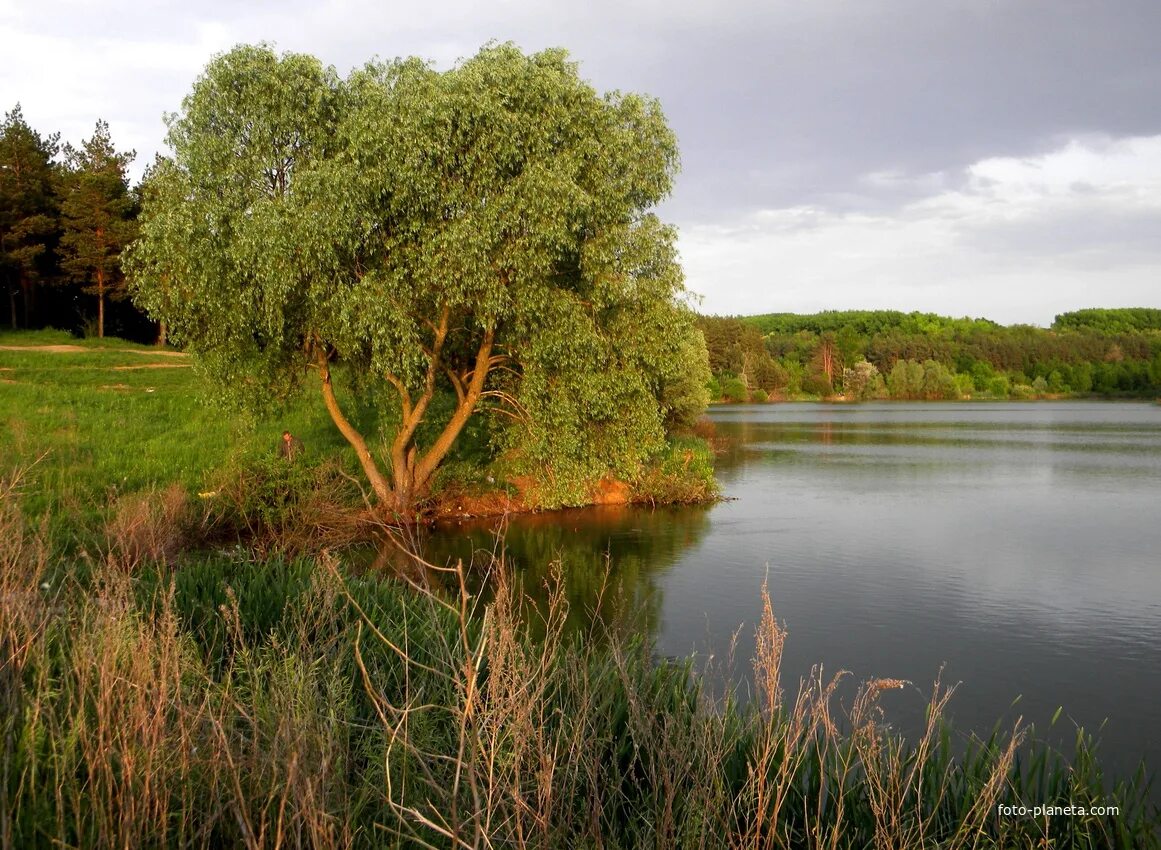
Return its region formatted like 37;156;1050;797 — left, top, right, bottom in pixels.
1;105;144;339
700;308;1161;401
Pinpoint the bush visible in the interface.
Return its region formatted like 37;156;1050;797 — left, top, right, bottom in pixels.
204;453;365;554
801;372;833;397
987;375;1011;397
634;436;718;504
720;377;748;403
751;388;769;403
105;483;196;567
706;376;722;402
887;360;924;399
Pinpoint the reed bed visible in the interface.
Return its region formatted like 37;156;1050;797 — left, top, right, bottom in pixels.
1;467;1158;849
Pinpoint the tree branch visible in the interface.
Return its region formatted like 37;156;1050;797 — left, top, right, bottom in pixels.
412;325;495;492
315;346;392;506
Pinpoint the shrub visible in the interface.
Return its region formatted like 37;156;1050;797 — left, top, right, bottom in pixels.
801;371;833;397
721;377;748;403
634;436;718;504
987;375;1011;397
204;453;365;554
105;483;196;567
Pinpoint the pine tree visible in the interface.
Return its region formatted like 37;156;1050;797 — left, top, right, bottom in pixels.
0;104;60;329
59;120;135;338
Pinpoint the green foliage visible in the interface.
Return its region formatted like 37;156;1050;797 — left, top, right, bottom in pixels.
887;359;959;400
746;309;1000;338
204;452;363;552
128;43;708;510
634;436;717;503
720;376;747;403
801;370;833;397
1053;308;1161;334
706;375;721;402
751;388;768;403
658;327;712;431
842;360;885;400
58;121;136;337
700;309;1161;402
0;104;60;329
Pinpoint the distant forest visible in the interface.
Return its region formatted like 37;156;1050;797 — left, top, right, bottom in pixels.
699;308;1161;400
1;105;152;340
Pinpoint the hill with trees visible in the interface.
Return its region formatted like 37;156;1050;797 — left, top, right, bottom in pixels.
700;308;1161;401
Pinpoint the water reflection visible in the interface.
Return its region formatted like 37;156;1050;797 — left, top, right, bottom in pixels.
368;401;1161;784
680;402;1161;783
370;503;712;642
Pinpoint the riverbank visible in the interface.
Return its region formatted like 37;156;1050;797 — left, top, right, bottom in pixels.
0;331;716;545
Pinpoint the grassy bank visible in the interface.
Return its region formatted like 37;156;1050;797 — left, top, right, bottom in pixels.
0;331;715;541
2;466;1157;848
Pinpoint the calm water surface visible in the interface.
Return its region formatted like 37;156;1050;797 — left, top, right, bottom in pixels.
393;402;1161;781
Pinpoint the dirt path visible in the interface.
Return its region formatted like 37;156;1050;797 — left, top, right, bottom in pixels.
0;344;188;357
112;363;191;370
0;344;89;353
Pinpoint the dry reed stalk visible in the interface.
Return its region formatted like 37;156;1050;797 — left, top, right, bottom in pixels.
105;482;193;567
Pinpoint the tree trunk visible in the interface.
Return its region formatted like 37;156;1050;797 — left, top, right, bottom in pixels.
8;287;16;331
97;272;105;338
316;350;393;509
408;328;496;497
20;278;33;328
157;321;167;347
384;326;497;513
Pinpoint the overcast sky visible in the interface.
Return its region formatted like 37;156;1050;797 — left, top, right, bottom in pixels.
4;0;1160;324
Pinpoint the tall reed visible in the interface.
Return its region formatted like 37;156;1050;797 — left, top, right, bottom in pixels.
1;474;1157;848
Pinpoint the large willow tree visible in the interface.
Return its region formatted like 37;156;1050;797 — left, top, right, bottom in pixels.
128;43;708;513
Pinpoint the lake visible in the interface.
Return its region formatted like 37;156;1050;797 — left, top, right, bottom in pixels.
390;401;1161;783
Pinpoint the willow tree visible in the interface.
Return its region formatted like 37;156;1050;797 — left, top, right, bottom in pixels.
129;43;707;513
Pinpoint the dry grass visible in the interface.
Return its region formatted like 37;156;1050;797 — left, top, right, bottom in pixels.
1;474;1156;849
105;482;196;566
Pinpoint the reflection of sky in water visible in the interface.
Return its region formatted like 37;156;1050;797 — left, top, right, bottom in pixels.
398;401;1161;784
662;401;1161;783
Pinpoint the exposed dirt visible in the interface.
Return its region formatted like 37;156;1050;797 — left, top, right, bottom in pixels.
426;474;633;520
0;343;188;358
122;348;188;358
590;476;632;505
111;363;191;370
0;344;89;353
429;488;526;520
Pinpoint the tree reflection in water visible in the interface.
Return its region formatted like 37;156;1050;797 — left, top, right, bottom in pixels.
368;503;712;644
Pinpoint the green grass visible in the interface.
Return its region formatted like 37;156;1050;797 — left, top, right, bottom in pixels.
1;330;715;535
0;331;358;532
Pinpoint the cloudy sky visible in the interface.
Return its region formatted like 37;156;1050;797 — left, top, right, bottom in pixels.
3;0;1159;324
